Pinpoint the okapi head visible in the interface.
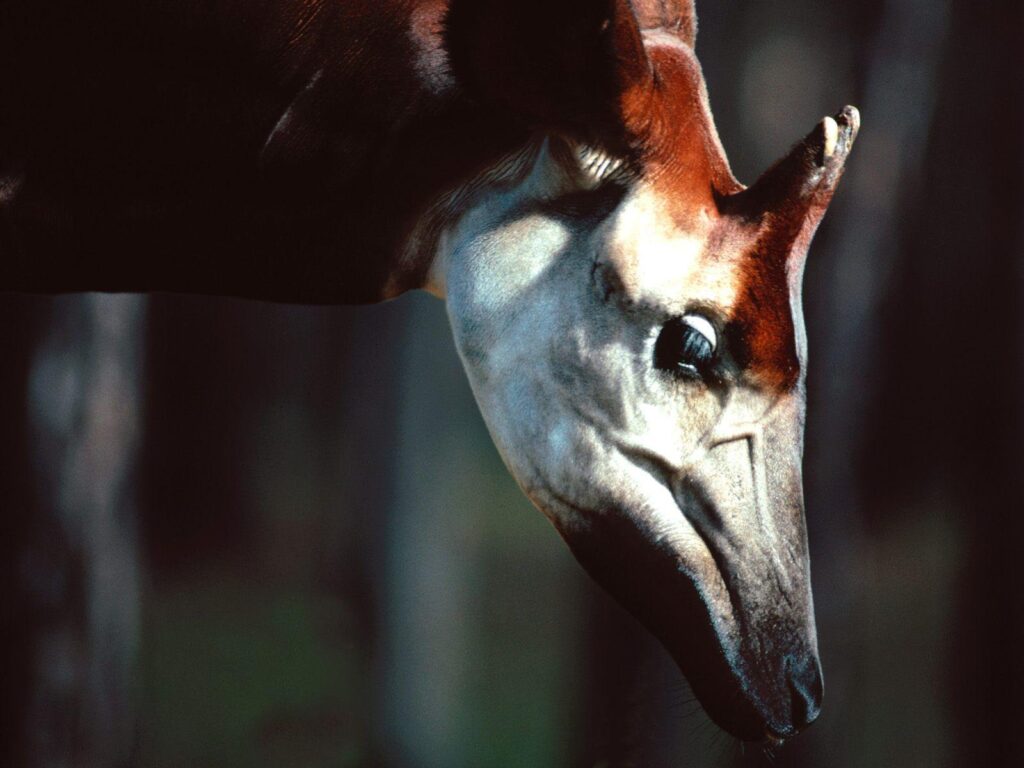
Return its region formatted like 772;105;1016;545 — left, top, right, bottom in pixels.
440;0;858;742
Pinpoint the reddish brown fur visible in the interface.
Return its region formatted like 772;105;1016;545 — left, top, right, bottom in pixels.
616;37;802;391
622;42;742;216
730;232;803;391
610;23;848;392
2;0;849;385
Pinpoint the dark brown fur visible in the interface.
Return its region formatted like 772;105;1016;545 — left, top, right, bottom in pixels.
0;0;528;301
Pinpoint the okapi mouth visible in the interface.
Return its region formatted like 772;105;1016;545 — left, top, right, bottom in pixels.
667;475;824;739
547;482;819;742
551;497;763;739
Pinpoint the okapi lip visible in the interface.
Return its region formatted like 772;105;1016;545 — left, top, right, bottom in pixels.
546;490;783;742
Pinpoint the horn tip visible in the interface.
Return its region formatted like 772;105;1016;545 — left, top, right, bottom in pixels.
838;105;861;133
833;105;861;151
822;117;839;159
816;105;860;168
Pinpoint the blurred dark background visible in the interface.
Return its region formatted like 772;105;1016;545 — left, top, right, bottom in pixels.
2;0;1022;765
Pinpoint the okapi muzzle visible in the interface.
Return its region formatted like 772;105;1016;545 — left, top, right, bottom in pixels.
444;0;858;742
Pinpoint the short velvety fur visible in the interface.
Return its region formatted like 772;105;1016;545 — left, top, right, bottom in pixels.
1;0;858;743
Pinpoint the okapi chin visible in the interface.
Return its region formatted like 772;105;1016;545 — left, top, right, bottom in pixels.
0;0;858;743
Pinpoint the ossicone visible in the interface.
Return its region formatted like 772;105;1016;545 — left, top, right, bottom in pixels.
732;107;859;216
724;106;861;272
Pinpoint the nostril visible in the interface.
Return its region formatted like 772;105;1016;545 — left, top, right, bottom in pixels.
787;655;824;730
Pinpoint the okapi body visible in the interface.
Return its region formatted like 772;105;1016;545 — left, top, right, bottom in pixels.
0;0;858;743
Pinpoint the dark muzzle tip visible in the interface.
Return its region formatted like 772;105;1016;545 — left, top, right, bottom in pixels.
788;657;824;731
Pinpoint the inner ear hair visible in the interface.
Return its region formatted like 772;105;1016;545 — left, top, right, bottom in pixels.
574;142;633;187
544;135;633;191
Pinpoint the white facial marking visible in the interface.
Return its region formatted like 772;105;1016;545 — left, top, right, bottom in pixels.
598;185;741;316
443;151;732;520
439;137;812;704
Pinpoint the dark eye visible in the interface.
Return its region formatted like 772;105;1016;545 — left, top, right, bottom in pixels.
654;314;718;379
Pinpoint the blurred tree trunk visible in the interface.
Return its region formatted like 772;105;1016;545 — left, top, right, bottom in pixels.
928;0;1024;761
20;295;144;768
860;0;1024;764
796;0;954;765
375;295;480;768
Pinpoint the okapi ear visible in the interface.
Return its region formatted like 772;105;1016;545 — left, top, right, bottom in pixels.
444;0;651;149
632;0;697;47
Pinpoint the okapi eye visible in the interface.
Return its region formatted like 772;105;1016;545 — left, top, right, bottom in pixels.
655;314;718;379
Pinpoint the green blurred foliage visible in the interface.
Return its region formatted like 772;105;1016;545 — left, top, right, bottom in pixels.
139;579;366;768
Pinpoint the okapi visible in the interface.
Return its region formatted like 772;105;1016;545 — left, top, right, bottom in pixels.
0;0;858;744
